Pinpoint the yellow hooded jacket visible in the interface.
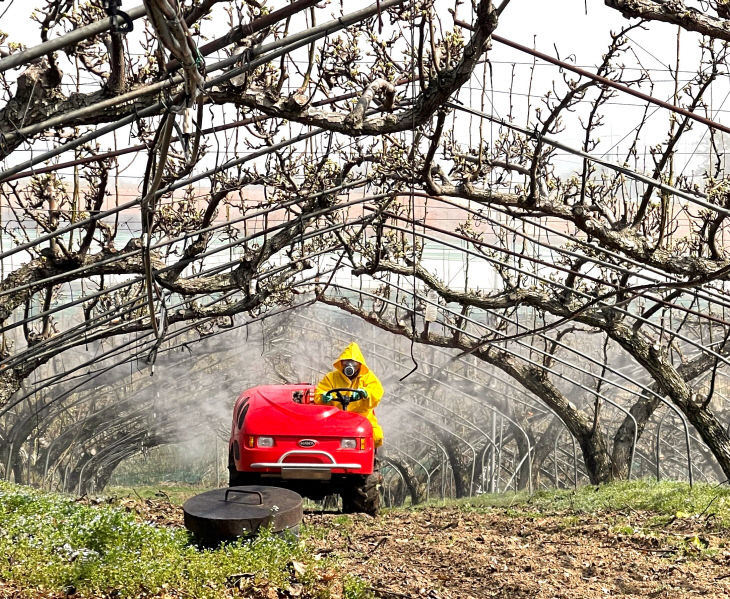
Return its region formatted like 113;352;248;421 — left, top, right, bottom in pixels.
315;342;384;447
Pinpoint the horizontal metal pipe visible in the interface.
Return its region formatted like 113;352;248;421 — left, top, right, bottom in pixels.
0;6;147;73
454;21;730;138
489;33;730;137
0;0;405;181
446;102;726;216
2;76;416;183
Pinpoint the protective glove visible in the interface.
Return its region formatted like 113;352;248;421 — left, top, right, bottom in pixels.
354;388;369;401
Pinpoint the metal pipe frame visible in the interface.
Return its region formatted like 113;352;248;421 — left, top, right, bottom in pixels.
381;217;730;379
374;232;695;480
364;223;696;478
302;361;483;497
329;282;638;481
386;445;431;503
0;190;380;342
285;317;510;492
0;0;408;182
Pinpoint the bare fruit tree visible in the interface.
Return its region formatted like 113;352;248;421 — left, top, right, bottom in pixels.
3;0;730;490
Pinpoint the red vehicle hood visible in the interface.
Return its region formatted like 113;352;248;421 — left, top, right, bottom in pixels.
243;385;372;437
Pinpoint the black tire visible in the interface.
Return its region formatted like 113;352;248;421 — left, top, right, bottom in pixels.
228;450;258;487
341;471;382;516
228;467;260;487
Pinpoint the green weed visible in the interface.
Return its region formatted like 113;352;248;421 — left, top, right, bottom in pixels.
0;481;338;598
453;480;730;526
610;524;635;535
332;514;353;527
343;574;375;599
560;515;581;528
105;484;200;505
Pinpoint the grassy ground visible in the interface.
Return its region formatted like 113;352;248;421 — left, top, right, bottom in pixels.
109;479;730;523
452;479;730;526
0;481;366;599
105;483;202;505
2;479;730;598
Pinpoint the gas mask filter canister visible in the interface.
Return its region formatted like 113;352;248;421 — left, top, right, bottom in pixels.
343;361;358;378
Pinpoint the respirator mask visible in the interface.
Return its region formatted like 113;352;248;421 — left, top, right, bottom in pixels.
342;360;360;378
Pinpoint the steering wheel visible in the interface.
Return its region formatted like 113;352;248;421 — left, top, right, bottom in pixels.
321;388;367;411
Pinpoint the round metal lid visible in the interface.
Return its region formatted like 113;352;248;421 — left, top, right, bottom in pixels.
183;485;303;541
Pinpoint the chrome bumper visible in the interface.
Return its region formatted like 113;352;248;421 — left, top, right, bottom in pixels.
250;449;362;470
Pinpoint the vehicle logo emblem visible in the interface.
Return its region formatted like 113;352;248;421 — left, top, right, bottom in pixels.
298;439;316;448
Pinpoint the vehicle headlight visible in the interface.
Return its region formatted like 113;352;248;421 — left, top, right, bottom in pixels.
340;438;357;449
257;436;275;448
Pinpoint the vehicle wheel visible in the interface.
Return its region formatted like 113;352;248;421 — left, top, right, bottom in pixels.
341;471;382;516
228;450;257;486
228;468;247;486
228;465;260;486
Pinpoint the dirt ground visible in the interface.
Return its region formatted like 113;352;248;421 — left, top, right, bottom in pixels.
307;506;730;599
103;496;730;597
6;496;730;598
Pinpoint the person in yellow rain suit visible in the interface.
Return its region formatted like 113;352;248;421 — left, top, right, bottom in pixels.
315;342;385;447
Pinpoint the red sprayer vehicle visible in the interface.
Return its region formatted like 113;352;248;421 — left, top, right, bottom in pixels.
228;384;381;515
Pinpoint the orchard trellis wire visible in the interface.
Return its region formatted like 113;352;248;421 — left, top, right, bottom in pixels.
1;0;730;498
